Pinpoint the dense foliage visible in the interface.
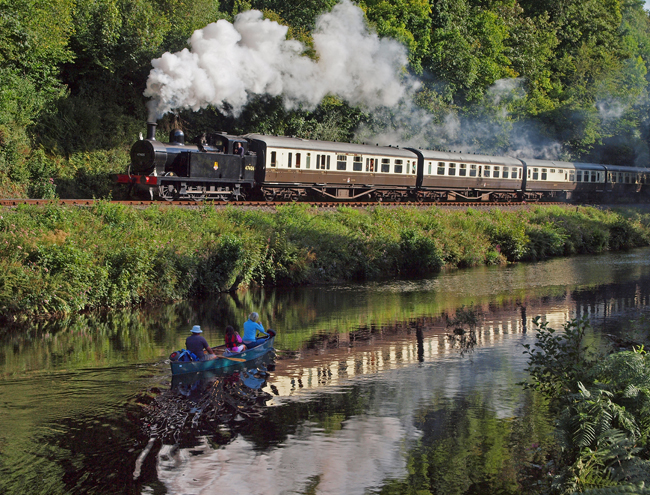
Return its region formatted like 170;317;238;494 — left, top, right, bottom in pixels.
0;203;648;318
1;0;650;198
523;317;650;494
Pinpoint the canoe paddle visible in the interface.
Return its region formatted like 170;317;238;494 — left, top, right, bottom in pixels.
216;355;246;362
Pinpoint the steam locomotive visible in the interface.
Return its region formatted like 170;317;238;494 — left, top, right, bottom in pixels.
116;122;650;203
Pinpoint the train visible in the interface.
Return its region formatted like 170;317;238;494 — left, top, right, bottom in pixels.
116;122;650;203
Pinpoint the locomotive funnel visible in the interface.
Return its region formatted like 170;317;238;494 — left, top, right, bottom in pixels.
146;122;157;140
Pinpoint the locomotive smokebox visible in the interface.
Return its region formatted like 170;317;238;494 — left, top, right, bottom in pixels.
146;122;157;140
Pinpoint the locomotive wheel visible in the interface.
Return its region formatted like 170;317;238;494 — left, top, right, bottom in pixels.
159;184;178;202
263;190;276;202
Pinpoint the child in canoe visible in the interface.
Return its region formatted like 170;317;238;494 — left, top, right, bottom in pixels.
225;325;246;353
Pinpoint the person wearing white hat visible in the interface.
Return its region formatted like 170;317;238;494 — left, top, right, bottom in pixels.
185;325;217;361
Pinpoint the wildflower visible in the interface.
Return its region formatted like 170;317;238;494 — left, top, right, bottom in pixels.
17;246;22;249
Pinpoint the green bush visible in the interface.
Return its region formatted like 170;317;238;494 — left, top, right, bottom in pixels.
0;204;649;319
524;222;568;260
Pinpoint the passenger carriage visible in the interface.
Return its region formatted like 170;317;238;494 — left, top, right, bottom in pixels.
604;164;648;200
408;149;524;202
245;134;419;202
519;159;577;201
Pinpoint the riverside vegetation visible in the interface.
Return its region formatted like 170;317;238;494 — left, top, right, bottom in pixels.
521;316;650;495
1;202;649;320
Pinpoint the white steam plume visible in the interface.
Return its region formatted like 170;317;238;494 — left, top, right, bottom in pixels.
144;0;413;121
355;78;564;160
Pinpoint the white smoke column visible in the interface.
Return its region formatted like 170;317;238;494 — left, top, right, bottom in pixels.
144;0;412;120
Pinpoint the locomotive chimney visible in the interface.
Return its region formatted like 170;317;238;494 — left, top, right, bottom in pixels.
146;122;157;140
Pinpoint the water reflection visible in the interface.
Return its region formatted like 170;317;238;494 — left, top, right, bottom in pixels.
1;248;650;494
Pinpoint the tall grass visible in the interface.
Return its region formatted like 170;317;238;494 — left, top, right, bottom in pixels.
1;203;649;318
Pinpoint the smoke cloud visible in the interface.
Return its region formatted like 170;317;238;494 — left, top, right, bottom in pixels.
355;78;565;160
144;0;414;121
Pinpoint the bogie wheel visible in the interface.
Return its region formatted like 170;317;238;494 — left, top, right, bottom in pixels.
263;190;276;202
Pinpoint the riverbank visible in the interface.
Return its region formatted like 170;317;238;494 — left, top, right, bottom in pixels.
1;202;649;319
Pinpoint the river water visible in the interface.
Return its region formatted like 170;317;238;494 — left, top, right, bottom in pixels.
2;249;650;494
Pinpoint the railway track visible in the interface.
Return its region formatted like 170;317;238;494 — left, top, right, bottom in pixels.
0;198;572;208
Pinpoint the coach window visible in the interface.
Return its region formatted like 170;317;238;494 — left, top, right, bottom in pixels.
288;153;292;168
448;163;456;176
541;168;547;180
469;164;477;177
437;162;445;175
576;171;582;182
337;155;347;171
365;158;370;172
270;151;277;167
369;158;375;172
326;155;331;170
353;156;363;172
502;167;509;179
428;162;432;175
394;159;403;174
484;166;491;178
296;153;301;169
458;164;466;176
306;153;311;169
593;171;598;183
531;168;538;180
493;166;500;178
412;162;416;174
569;171;575;181
381;159;390;173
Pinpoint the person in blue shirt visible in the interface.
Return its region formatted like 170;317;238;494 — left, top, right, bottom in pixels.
242;312;269;348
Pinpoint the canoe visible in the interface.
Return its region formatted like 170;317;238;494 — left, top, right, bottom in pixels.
171;351;275;390
170;331;276;375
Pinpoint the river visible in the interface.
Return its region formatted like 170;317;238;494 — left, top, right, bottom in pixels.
1;248;650;494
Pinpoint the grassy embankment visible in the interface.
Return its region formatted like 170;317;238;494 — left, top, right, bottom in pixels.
1;202;649;320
